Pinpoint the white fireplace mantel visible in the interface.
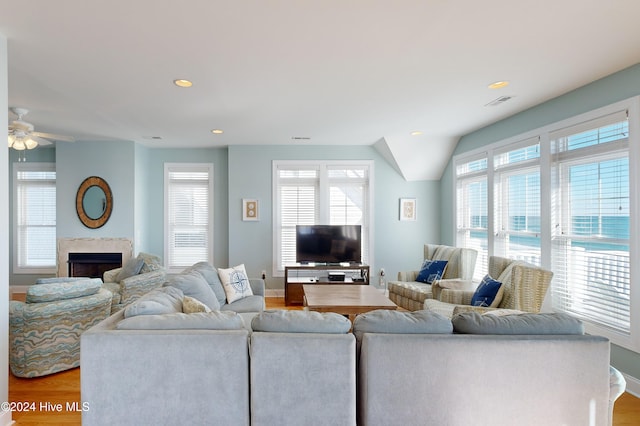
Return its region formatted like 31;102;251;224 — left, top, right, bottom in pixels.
57;237;133;277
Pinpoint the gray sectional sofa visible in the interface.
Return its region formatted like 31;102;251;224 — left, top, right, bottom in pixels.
81;306;625;426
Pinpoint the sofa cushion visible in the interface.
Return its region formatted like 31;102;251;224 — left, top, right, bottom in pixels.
26;278;103;303
182;295;212;313
352;309;452;337
124;286;184;318
137;252;163;273
165;271;221;311
416;260;448;284
470;274;503;308
452;312;585;335
116;311;246;330
251;310;351;333
117;256;145;281
183;262;227;306
220;295;265;313
218;264;254;304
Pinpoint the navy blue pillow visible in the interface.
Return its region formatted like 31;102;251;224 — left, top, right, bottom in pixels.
416;260;448;284
470;275;502;307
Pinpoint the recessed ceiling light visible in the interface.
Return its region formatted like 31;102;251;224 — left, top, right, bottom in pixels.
488;81;509;89
173;79;193;88
211;129;224;134
410;131;423;136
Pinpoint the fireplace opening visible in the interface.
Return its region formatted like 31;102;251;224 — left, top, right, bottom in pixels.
68;252;122;278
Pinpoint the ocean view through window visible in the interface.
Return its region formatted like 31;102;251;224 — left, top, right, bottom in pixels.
454;98;638;351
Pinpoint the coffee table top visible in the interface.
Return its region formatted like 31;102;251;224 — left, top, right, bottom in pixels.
303;284;397;317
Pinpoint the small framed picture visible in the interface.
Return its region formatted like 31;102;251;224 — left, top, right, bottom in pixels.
242;199;259;221
399;198;416;221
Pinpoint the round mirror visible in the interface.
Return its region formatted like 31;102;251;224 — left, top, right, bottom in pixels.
76;176;113;228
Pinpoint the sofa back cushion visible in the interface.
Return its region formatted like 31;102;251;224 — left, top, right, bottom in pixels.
116;311;246;330
251;310;351;333
165;271;221;311
124;286;184;318
452;312;584;335
182;262;227;306
26;278;103;303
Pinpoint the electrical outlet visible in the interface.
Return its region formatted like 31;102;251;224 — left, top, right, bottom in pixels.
261;270;267;279
380;268;385;276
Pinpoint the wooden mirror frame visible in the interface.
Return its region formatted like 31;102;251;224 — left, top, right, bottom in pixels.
76;176;113;229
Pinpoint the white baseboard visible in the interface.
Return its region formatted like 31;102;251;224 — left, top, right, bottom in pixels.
622;372;640;398
9;285;28;297
265;289;284;298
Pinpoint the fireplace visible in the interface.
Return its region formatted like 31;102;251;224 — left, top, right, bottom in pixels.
57;238;133;277
68;252;122;278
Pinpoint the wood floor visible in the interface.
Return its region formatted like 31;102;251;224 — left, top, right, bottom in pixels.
7;297;640;425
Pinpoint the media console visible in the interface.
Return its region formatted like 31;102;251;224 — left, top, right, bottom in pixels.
284;263;370;306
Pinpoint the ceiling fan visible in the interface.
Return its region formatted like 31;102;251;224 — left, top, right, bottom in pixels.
8;107;75;150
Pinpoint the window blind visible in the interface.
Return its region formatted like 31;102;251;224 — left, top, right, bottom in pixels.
551;115;630;333
165;164;213;271
14;163;56;272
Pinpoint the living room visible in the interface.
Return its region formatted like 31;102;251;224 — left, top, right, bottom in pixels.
3;1;640;425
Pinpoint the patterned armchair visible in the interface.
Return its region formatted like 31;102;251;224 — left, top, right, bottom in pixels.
9;278;112;377
424;255;553;318
102;252;166;313
388;244;478;311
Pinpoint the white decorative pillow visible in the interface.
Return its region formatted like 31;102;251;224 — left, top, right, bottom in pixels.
182;295;212;313
218;264;254;304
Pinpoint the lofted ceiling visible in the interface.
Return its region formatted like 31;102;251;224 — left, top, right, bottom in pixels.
2;1;640;180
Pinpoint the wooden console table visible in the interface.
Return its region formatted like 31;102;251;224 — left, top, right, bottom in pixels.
284;264;370;306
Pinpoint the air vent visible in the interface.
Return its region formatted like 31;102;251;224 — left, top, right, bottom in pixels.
485;95;513;107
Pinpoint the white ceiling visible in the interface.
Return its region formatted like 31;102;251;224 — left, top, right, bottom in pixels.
2;0;640;180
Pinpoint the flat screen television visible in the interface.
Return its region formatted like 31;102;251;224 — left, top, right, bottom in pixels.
295;224;362;264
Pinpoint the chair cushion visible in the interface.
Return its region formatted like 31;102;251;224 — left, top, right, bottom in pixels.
182;262;227;306
470;274;504;308
165;271;221;311
251;310;351;334
124;287;184;318
26;278;103;303
117;256;144;281
452;312;585;335
218;264;254;304
416;260;448;284
116;311;245;330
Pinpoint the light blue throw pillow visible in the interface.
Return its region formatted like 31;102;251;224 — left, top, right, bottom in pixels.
165;271;221;311
117;256;145;281
124;286;184;318
416;260;448;283
182;262;227;306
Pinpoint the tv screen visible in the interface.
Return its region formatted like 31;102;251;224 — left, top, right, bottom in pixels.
296;225;362;264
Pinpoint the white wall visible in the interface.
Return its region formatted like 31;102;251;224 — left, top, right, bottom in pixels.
1;32;13;426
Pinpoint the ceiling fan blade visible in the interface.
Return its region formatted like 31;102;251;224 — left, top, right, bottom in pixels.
31;131;75;142
29;135;53;146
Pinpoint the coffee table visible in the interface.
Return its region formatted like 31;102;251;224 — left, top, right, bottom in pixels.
303;284;397;321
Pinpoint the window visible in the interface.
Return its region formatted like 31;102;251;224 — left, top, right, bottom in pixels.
13;163;56;273
164;163;213;273
453;98;639;351
550;112;630;336
273;161;373;274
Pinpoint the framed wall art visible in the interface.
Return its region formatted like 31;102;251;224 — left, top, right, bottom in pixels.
242;199;259;221
399;198;416;221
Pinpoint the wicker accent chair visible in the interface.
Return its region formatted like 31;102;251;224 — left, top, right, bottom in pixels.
388;244;478;311
9;278;112;378
424;255;553;318
102;252;166;313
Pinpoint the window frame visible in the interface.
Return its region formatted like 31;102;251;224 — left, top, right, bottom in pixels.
163;163;214;274
452;96;640;351
272;160;374;277
13;162;57;274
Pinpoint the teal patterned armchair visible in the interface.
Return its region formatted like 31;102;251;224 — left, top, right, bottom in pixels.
9;278;112;378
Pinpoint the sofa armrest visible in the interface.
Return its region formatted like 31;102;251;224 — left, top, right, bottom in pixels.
249;279;265;297
398;270;419;281
103;267;122;283
119;269;166;305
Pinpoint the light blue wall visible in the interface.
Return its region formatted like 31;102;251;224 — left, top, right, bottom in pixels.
228;145;439;289
56;141;135;239
439;62;640;384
